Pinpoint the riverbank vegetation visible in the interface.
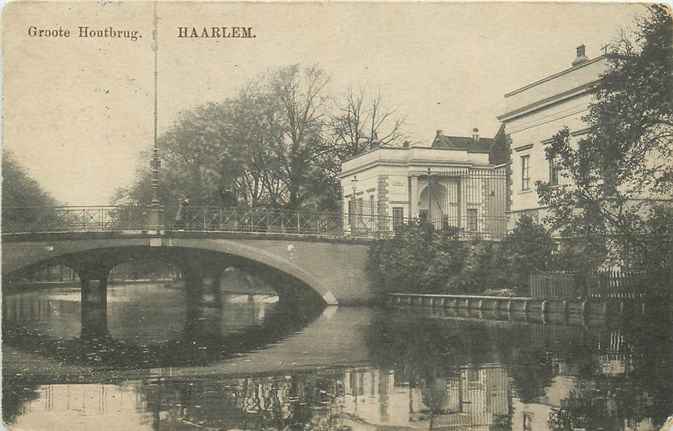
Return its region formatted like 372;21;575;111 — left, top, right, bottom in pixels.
368;208;673;297
367;216;556;296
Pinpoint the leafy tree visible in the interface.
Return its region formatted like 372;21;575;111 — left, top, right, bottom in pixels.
112;102;239;213
2;150;59;232
538;5;673;267
496;215;556;294
2;150;57;208
639;205;673;296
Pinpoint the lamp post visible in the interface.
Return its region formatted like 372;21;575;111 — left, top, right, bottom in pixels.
146;1;163;232
351;175;358;234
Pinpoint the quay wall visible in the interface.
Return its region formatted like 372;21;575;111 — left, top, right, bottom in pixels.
386;293;648;322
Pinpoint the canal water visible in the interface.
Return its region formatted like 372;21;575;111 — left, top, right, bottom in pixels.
3;281;673;430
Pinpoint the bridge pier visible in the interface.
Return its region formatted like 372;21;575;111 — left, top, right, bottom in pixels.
184;263;225;309
180;260;228;341
78;268;111;339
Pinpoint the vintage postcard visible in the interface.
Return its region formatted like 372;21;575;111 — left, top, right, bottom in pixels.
2;1;673;430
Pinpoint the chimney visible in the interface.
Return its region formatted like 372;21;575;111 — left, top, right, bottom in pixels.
472;128;479;143
572;44;589;66
436;129;443;137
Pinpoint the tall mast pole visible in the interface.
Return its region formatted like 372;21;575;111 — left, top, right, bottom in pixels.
151;0;160;206
147;1;162;231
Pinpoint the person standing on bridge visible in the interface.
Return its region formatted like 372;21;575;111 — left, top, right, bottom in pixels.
174;197;190;230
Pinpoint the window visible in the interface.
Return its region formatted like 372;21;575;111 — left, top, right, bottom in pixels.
393;207;404;231
467;208;478;232
521;155;530;191
548;156;560;186
369;195;375;220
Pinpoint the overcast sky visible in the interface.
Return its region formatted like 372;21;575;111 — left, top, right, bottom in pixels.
3;2;645;205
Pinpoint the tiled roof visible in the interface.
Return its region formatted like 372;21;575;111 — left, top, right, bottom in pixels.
431;134;494;154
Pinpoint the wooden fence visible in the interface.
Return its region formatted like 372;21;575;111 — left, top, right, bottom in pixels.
530;271;645;300
587;271;645;300
530;272;577;299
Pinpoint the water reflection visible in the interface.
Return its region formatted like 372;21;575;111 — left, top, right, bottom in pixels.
6;357;671;431
2;284;280;344
4;284;673;430
3;289;317;369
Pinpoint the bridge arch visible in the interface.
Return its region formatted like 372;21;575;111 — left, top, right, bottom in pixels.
5;245;326;306
2;233;372;305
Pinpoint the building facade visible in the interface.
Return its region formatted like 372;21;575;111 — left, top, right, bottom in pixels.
338;130;508;239
497;45;607;226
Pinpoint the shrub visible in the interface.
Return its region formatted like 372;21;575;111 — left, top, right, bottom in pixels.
638;205;673;298
420;234;467;293
367;223;432;294
496;215;556;295
368;215;558;297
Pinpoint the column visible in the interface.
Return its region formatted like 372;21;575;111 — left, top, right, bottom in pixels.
457;177;463;230
409;175;419;221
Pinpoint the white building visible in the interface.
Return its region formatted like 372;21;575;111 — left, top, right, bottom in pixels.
338;130;508;239
497;45;607;226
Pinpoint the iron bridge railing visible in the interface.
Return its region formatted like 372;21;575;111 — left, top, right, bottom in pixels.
2;206;149;234
2;206;508;240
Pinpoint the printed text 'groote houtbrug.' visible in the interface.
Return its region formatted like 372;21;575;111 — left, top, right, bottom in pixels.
26;25;257;41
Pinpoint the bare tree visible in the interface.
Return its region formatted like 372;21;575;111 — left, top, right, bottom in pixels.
270;65;332;210
330;87;406;160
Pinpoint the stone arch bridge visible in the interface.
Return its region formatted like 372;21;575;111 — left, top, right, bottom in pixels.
2;231;372;306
